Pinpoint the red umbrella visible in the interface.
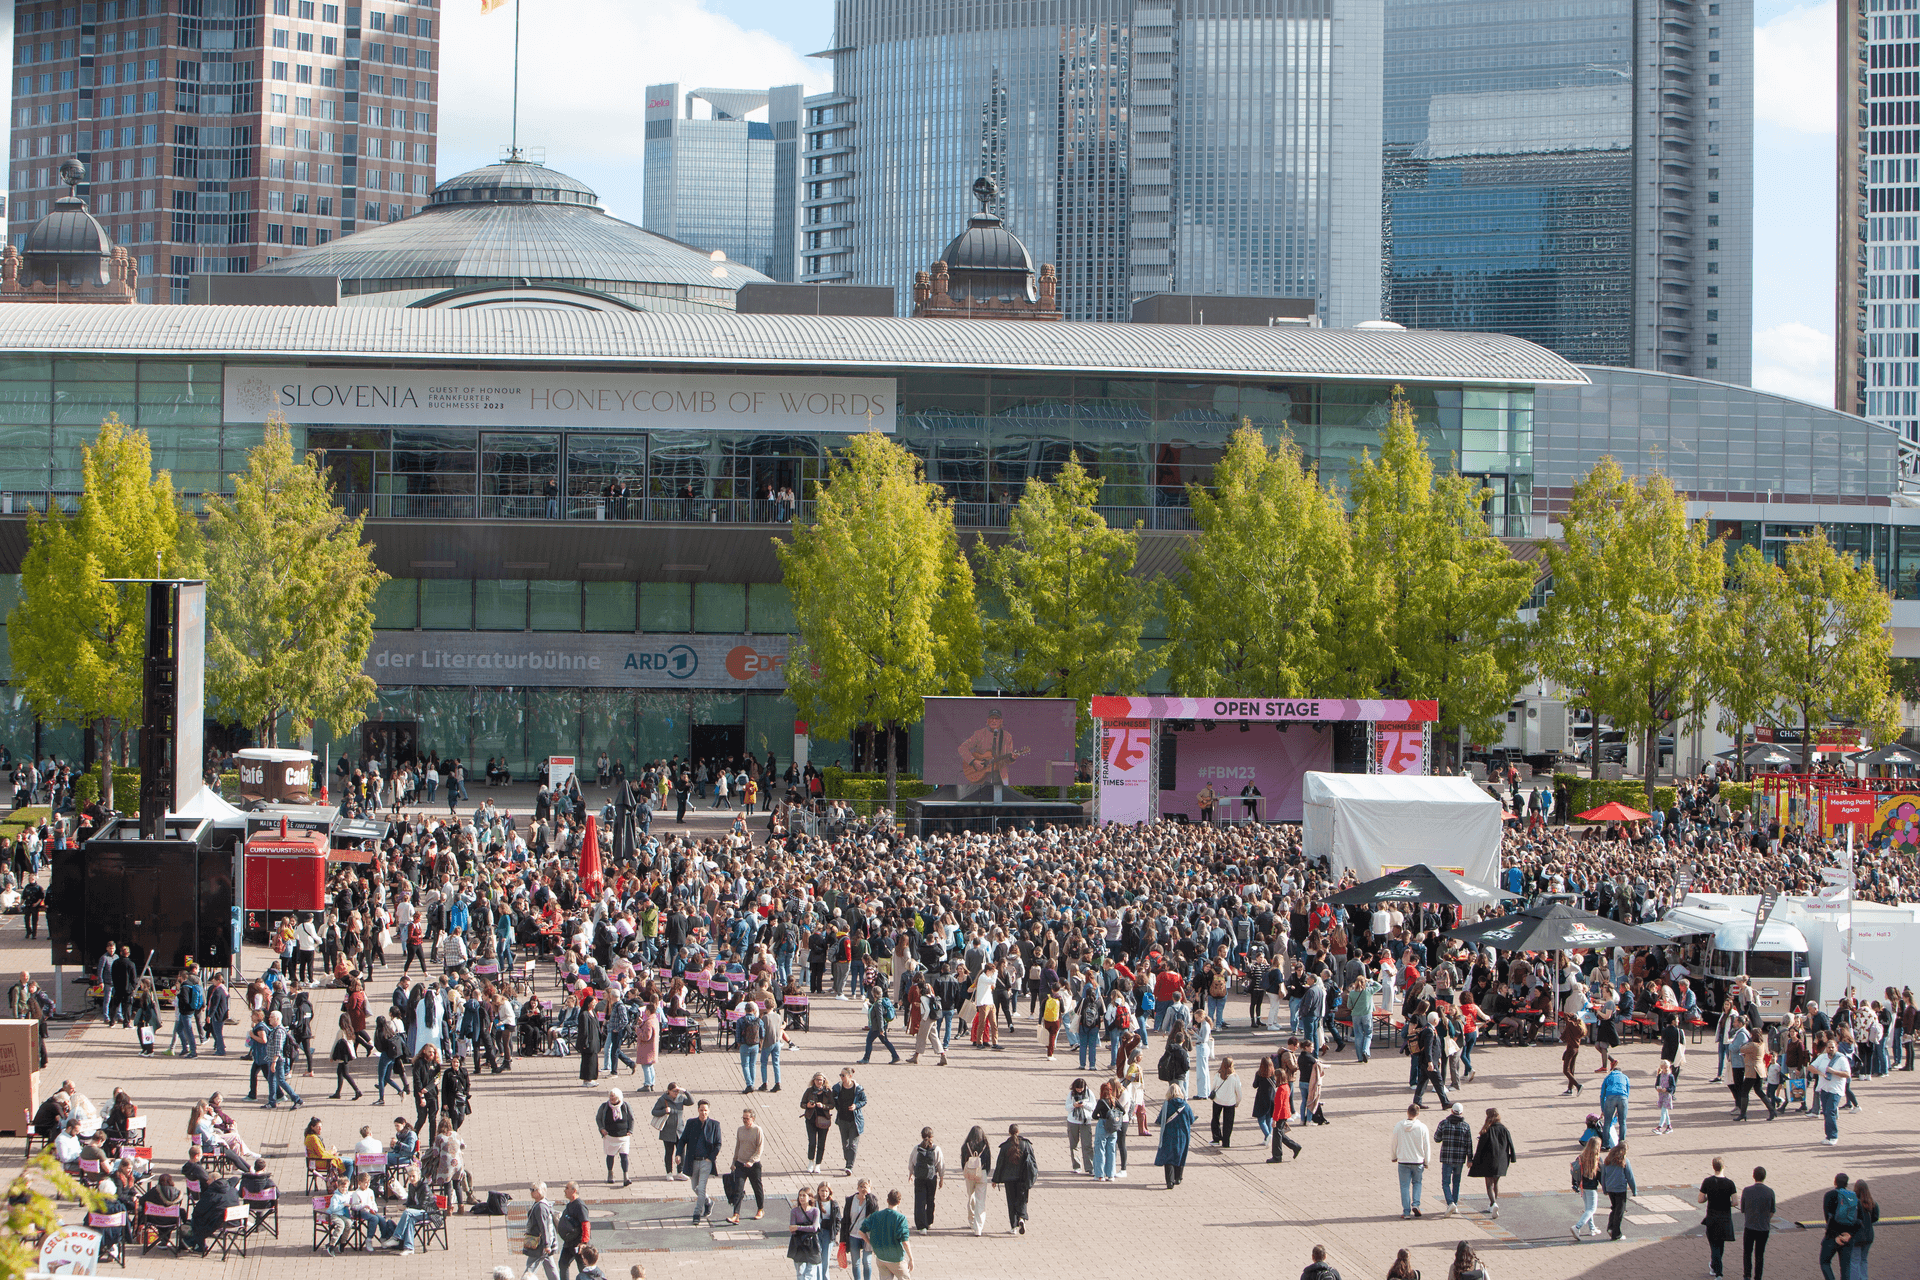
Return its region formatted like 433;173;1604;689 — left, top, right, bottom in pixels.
579;814;604;893
1575;800;1651;823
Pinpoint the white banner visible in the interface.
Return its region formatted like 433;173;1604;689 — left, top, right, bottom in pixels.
223;366;897;432
1098;718;1154;824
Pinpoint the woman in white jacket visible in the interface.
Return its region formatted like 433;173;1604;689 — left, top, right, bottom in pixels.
1209;1057;1245;1148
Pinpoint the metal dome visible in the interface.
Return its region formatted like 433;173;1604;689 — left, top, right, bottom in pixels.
939;211;1036;304
255;160;769;312
25;194;113;257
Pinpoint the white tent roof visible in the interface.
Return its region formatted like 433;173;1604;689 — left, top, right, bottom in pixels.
171;784;246;829
1301;771;1505;885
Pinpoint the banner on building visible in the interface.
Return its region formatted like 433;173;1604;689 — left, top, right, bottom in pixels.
364;632;790;689
224;365;898;432
1090;695;1438;723
1374;720;1427;775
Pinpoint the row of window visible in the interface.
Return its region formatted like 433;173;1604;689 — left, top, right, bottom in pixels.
372;579;796;637
18;1;165;30
263;222;333;246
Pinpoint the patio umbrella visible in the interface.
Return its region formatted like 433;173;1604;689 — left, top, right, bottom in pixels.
1847;744;1920;769
1447;901;1674;952
1575;800;1651;823
579;813;603;893
1325;863;1519;909
1714;744;1795;768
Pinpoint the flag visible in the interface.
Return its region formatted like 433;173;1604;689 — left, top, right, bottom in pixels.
481;0;510;12
1748;890;1780;952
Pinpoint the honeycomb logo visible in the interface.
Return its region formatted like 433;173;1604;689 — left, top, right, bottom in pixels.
726;645;786;680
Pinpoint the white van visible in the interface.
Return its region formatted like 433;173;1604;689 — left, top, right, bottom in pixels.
1661;898;1811;1021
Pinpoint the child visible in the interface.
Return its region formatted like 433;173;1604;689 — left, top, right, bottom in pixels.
1654;1059;1676;1134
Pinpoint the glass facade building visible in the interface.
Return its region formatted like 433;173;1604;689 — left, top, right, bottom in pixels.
1384;0;1752;384
641;84;803;282
826;0;1383;324
8;0;439;302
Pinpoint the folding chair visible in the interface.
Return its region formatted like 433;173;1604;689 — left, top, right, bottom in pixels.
785;995;810;1033
83;1209;128;1268
312;1196;353;1254
139;1202;182;1254
76;1156;105;1189
242;1185;280;1239
22;1107;47;1159
305;1156;330;1193
354;1150;390;1199
182;1177;203;1208
413;1191;452;1251
210;1202;250;1259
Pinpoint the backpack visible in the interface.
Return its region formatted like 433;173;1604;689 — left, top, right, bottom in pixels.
1078;997;1102;1031
1209;973;1228;999
738;1014;761;1046
181;982;204;1013
880;997;896;1026
1832;1187;1859;1228
1156;1044;1187;1083
912;1143;938;1181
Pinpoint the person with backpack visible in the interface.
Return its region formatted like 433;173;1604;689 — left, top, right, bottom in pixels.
555;1181;591;1280
736;1000;764;1091
907;1126;945;1229
859;985;902;1064
1820;1172;1858;1280
169;966;203;1058
1074;980;1103;1070
990;1122;1039;1232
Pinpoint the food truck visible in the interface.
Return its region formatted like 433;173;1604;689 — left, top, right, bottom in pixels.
241;819;328;927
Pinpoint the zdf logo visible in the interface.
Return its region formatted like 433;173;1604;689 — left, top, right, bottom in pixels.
726;645;786;680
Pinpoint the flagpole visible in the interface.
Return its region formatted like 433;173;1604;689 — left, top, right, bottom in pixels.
511;0;521;160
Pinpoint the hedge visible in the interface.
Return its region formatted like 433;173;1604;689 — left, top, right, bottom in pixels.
1719;782;1754;815
1553;774;1676;820
72;767;141;808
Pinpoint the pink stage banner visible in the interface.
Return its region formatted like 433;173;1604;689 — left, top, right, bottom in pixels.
1090;696;1439;724
1098;718;1154;824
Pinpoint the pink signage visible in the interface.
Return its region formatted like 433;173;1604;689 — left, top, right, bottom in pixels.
1090;696;1439;723
1098;718;1154;824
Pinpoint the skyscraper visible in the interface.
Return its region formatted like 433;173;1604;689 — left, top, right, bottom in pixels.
1384;0;1751;384
1839;0;1920;436
8;0;439;303
642;83;801;281
822;0;1383;325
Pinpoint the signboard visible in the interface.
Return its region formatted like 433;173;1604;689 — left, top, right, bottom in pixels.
923;697;1077;789
1098;718;1154;824
224;366;897;433
1374;720;1427;775
1090;695;1439;723
1823;793;1876;825
365;632;789;689
548;756;576;791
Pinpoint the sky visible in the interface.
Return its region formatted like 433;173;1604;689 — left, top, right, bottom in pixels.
0;0;1835;405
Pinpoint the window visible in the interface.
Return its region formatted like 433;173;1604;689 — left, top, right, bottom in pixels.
1707;309;1719;322
299;0;315;16
268;190;284;210
417;19;431;38
1708;98;1720;109
367;74;384;94
413;142;428;163
272;28;289;47
270;125;286;145
291;225;307;245
1709;73;1720;85
1707;262;1719;273
321;36;336;55
268;157;285;177
1708;285;1719;298
1708;50;1719;61
296;64;312;83
272;61;288;80
1708;191;1719;203
323;4;339;22
367;10;384;30
296;32;314;52
392;15;408;35
1708;26;1719;37
266;222;283;242
296;96;312;115
320;163;333;183
1708;238;1719;250
1706;357;1719;370
317;195;332;216
273;0;290;12
1708;167;1719;179
289;192;308;213
583;582;636;632
320;67;336;87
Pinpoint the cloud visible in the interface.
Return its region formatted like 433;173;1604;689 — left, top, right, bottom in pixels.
436;0;828;222
1752;321;1835;406
1755;3;1835;134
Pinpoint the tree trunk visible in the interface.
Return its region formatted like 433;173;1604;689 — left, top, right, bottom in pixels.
884;721;898;810
1802;707;1814;776
98;717;114;812
1732;723;1747;782
1643;724;1659;808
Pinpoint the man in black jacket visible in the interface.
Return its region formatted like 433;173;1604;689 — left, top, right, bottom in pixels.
989;1123;1038;1234
178;1174;240;1253
675;1100;724;1225
1299;1244;1342;1280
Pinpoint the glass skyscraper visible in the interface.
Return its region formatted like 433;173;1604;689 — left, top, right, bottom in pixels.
1384;0;1751;384
642;83;802;281
824;0;1383;324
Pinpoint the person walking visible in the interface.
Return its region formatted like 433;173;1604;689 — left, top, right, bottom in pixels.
1153;1085;1194;1190
1739;1166;1775;1280
676;1099;724;1225
521;1183;560;1280
856;1188;914;1279
1600;1140;1638;1241
1559;1010;1586;1095
1064;1078;1095;1173
801;1072;834;1174
1300;1244;1342;1280
1389;1103;1431;1220
596;1088;634;1187
556;1182;591;1280
650;1082;690;1180
1811;1035;1851;1145
1437;1102;1473;1216
786;1187;822;1280
1845;1180;1878;1280
1411;1013;1452;1109
859;985;901;1064
989;1122;1038;1233
576;997;604;1086
1818;1173;1859;1280
1467;1106;1517;1219
831;1067;868;1175
958;1125;993;1236
1699;1156;1737;1279
1570;1136;1604;1239
328;1013;364;1100
907;1126;944;1230
723;1107;765;1224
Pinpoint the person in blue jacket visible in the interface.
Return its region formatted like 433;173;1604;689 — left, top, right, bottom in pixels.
1153;1084;1194;1190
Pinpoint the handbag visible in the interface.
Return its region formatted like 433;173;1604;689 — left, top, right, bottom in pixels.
813;1111;832;1130
786;1230;821;1264
836;1241;850;1271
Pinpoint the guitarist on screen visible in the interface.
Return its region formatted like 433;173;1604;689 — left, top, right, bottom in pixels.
958;707;1030;797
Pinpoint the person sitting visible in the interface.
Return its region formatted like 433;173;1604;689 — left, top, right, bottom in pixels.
31;1092;68;1143
1578;1112;1607;1148
240;1158;276;1197
141;1173;185;1247
176;1171;240;1254
182;1144;213;1192
50;1119;84;1172
388;1117;420;1173
305;1116;347;1177
353;1124;385;1157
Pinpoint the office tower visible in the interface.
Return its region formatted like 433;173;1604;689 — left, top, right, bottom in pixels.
642;83;802;281
8;0;439;303
1385;0;1751;383
823;0;1383;325
798;88;854;284
1840;0;1920;435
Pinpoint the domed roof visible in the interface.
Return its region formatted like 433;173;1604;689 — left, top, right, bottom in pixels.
255;160;769;312
26;194;113;257
939;212;1036;305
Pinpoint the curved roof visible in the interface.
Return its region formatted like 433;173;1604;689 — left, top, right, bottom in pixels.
26;195;113;256
254;160;767;311
942;213;1033;274
0;306;1590;384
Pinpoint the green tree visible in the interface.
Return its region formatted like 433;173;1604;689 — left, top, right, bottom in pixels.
1348;394;1535;767
1711;543;1790;779
776;433;982;805
1764;528;1898;769
203;419;385;746
3;1152;108;1279
1164;425;1362;697
6;416;201;811
976;454;1156;730
1537;459;1724;800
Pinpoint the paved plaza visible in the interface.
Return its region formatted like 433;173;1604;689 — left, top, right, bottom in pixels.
7;803;1917;1280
